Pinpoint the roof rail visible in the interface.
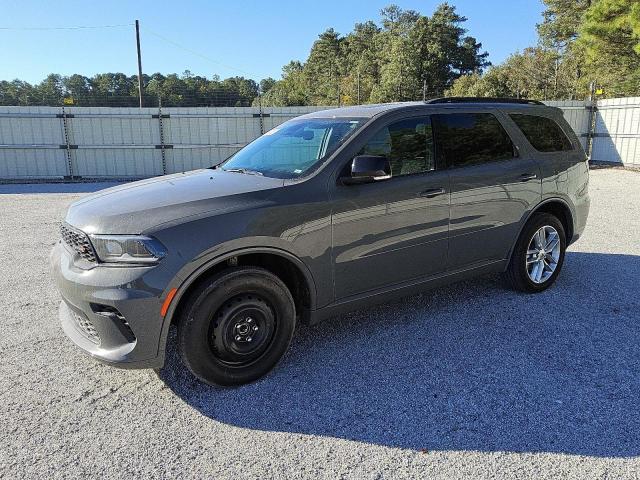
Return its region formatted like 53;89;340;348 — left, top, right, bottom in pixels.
426;97;544;106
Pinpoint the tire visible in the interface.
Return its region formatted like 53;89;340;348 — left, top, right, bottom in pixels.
177;267;296;386
504;212;566;293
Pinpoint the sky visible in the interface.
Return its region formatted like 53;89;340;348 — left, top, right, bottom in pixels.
0;0;545;84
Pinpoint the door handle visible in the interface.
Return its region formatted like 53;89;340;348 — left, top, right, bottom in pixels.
419;187;446;198
519;173;538;182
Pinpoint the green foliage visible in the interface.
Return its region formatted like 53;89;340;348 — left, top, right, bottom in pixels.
448;0;640;100
259;3;490;106
537;0;593;49
578;0;640;96
0;72;259;107
252;62;307;106
8;1;639;106
446;70;510;98
259;78;277;95
447;47;587;100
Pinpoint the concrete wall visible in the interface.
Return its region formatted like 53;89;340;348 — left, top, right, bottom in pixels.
0;106;329;179
590;97;640;166
0;100;636;180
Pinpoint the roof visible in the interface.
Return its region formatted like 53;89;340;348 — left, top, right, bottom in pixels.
297;98;551;120
297;102;425;119
426;97;544;106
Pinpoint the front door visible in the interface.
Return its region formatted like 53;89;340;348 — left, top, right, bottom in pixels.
330;115;450;300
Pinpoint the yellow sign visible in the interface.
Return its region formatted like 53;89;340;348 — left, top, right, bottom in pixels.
63;97;74;105
595;88;605;96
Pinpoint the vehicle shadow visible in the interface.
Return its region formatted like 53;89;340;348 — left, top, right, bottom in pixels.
159;251;640;457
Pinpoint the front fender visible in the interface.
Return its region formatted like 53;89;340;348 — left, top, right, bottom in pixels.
153;243;319;366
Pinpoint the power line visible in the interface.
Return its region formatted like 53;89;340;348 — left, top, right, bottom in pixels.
0;23;133;31
141;26;258;78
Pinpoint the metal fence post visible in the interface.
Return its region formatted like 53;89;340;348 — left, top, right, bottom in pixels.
157;98;167;175
60;105;75;178
586;81;598;161
258;91;264;135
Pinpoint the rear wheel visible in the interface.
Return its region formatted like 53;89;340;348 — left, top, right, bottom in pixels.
177;267;296;386
504;213;566;293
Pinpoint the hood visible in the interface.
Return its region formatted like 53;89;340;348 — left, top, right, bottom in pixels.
66;169;284;234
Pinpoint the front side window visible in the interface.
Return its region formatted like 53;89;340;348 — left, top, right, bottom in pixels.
432;113;514;168
509;113;573;152
222;117;365;179
359;117;435;177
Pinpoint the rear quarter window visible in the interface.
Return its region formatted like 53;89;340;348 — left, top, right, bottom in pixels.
509;113;573;152
432;113;514;168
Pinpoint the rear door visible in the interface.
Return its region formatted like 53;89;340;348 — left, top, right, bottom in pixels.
432;110;542;270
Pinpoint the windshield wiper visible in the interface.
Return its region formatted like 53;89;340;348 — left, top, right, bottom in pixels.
223;168;263;176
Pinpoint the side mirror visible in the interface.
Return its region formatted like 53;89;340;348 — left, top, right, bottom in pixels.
342;155;391;185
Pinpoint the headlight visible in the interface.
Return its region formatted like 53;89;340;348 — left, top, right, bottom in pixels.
89;235;167;264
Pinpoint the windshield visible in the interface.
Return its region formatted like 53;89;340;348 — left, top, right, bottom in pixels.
220;117;365;179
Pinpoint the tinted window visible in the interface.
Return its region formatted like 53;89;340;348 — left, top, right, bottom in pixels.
509;113;573;152
359;117;435;177
432;113;514;168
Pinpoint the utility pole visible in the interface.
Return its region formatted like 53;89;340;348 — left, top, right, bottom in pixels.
135;20;144;108
423;78;427;101
356;70;361;105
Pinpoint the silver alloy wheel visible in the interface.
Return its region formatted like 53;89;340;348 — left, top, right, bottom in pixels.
526;225;561;284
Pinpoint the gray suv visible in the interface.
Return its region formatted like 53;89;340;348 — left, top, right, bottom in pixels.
51;98;590;386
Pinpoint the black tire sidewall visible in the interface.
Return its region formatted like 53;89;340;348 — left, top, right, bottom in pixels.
511;213;566;292
177;267;295;386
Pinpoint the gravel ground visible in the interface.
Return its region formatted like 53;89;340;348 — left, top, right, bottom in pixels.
1;169;639;479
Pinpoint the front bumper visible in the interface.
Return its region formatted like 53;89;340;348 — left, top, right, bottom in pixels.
51;240;169;368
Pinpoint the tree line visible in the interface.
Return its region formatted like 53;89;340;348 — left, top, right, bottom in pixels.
2;1;637;107
448;0;640;99
259;3;489;106
0;72;266;107
0;3;488;108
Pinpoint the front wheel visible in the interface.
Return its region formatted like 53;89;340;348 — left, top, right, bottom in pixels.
504;213;566;293
177;267;296;386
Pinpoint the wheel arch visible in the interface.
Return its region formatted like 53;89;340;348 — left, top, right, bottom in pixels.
156;247;317;364
507;198;575;265
532;198;574;242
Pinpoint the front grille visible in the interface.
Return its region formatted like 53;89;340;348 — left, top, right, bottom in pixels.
60;223;97;263
70;309;100;344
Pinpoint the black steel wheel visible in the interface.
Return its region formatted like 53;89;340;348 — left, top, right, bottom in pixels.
177;267;295;386
209;293;276;365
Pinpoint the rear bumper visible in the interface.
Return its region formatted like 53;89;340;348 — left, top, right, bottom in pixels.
51;241;169;369
571;193;590;245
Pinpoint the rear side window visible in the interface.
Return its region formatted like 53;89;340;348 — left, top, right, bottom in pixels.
432;113;514;168
509;113;573;152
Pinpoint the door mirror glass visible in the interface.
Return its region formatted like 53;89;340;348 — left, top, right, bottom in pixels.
343;155;391;184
